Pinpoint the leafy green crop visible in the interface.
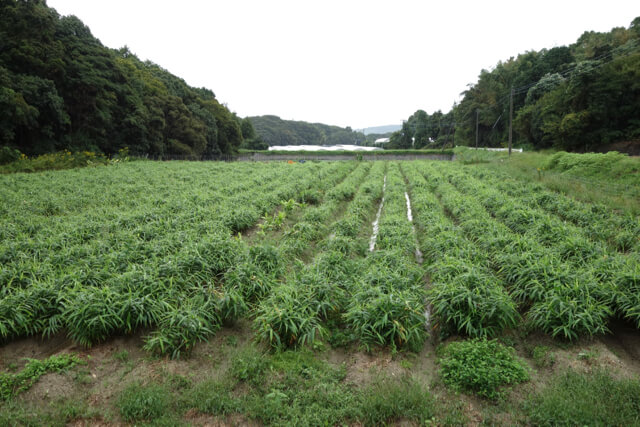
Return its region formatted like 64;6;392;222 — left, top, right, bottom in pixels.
0;159;637;356
254;283;325;349
345;285;427;351
428;268;520;338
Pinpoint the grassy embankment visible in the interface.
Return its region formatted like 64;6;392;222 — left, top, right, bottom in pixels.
456;148;640;214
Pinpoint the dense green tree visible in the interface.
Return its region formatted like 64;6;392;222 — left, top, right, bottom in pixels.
0;0;243;157
402;17;640;152
240;117;256;140
387;122;413;149
411;110;429;148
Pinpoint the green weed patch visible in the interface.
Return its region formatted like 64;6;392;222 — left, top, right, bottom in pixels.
438;339;530;399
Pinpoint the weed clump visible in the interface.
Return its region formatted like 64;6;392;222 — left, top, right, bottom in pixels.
528;369;640;426
117;382;169;422
359;376;435;425
0;354;82;400
438;338;530;399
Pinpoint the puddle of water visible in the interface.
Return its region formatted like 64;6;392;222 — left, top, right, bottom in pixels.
403;190;429;329
404;192;413;222
403;191;424;264
369;175;387;252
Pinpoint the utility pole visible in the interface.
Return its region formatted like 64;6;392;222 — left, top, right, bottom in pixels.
508;87;514;156
475;109;479;149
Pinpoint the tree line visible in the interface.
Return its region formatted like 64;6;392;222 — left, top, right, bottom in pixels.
248;115;366;147
388;17;640;152
0;0;245;158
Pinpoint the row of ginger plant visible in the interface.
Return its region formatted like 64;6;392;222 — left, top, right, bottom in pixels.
0;161;364;356
412;161;639;339
401;162;519;338
430;162;640;333
142;160;372;357
250;161;386;349
0;161;354;293
463;166;639;252
3;159;636;356
251;161;431;352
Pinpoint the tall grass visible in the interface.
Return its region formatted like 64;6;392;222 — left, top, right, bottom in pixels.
528;369;640;426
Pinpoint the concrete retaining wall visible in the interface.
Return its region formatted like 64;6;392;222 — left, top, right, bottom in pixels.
237;153;454;162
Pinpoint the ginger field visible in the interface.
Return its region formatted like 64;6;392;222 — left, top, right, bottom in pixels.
1;159;640;425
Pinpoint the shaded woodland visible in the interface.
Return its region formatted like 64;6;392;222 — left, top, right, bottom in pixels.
389;17;640;152
0;0;243;158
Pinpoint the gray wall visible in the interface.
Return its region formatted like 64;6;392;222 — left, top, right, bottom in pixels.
237;153;453;162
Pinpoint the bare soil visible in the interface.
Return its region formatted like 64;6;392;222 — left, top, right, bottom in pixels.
2;321;640;426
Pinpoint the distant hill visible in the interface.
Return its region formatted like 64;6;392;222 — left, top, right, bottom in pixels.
358;125;401;135
248;115;365;146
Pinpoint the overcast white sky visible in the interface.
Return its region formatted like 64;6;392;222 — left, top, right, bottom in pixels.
47;0;638;129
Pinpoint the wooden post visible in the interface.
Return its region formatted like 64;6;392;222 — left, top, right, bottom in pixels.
508;87;514;156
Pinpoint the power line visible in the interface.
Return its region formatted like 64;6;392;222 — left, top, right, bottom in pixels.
508;40;639;94
491;113;502;129
490;39;640;106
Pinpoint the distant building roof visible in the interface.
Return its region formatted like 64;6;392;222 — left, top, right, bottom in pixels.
374;138;390;144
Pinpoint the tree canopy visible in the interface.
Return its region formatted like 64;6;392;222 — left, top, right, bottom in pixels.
393;18;640;152
0;0;242;157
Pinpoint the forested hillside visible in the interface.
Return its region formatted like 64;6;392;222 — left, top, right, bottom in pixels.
389;17;640;152
0;0;242;158
249;115;366;146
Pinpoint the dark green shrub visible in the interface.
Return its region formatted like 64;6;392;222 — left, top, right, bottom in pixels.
0;150;110;173
0;146;21;165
